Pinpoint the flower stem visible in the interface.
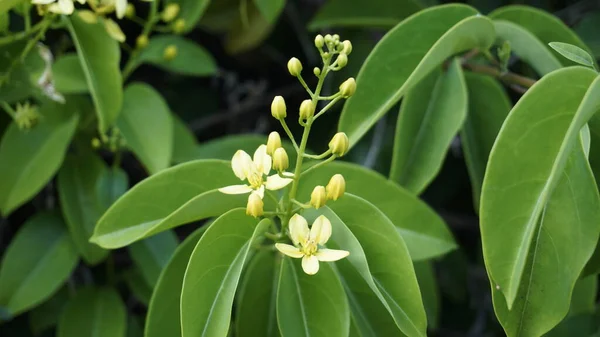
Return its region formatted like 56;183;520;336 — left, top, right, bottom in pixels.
279;118;299;151
301;155;336;176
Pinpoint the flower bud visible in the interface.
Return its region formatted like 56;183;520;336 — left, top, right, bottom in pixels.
172;18;186;33
342;40;352;55
163;45;178;61
313;67;321;76
91;137;102;149
329;132;349;157
287;57;303;77
161;3;180;22
332;34;340;42
246;193;264;218
125;4;135;18
326;174;345;200
324;34;333;44
310;185;327;209
136;35;149;49
315;34;324;48
299;100;315;120
78;10;98;24
336;53;348;68
339;77;356;98
267;131;282;155
271;96;287;119
273;148;289;172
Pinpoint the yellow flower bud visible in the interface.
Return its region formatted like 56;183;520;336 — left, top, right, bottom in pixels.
332;34;340;42
161;3;180;22
339;77;356;98
125;4;135;18
104;19;125;42
136;35;149;49
342;40;352;55
273;148;289;172
172;18;186;33
314;34;324;48
324;34;332;44
267;131;282;155
287;57;303;77
310;185;327;209
326;174;345;201
78;10;98;24
246;193;264;218
329;132;349;157
313;67;321;76
299;99;315;120
163;45;178;61
336;53;348;68
91;138;102;149
271;96;287;119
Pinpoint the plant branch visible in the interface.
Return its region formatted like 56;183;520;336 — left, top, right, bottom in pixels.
463;62;537;89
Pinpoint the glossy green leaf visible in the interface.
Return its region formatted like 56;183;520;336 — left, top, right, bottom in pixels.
133;35;217;76
308;0;421;29
414;261;440;330
117;83;173;174
482;67;600;308
390;58;467;194
58;288;126;337
145;226;206;337
172;116;198;164
0;102;78;215
123;268;152;306
236;251;280;337
96;166;128;210
128;229;179;287
52;53;88;94
29;287;69;335
493;20;562;75
254;0;285;23
180;210;269;337
0;213;78;317
299;161;455;260
66;15;122;133
58;153;109;265
569;275;597;316
166;0;210;32
548;42;596;69
461;73;511;211
338;4;494;146
277;257;349;337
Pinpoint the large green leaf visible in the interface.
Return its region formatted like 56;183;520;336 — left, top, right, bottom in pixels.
569;275;598;316
575;11;600;58
145;226;206;337
166;0;211;32
224;1;272;54
0;213;78;317
308;0;421;29
299;161;455;261
66;15;122;133
52;53;88;94
117;83;173;174
236;251;280;337
0;40;44;103
277;257;349;337
338;4;494;146
180;210;269;337
128;229;179;287
460;73;511;210
254;0;285;23
0;0;23;14
95;166;128;210
91;160;246;248
58;288;126;337
414;261;440;330
0;102;78;215
389;58;467;194
58;152;109;265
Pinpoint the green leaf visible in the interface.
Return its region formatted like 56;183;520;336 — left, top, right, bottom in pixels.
338;4;494;146
299;161;455;261
277;257;349;337
574;11;600;58
127;316;144;337
236;251;280;337
0;102;78;215
460;73;511;211
414;261;440;330
254;0;285;23
145;226;206;337
569;275;597;316
123;268;152;306
166;0;211;33
117;83;173;174
52;53;88;94
0;213;78;317
308;0;421;29
493;20;562;75
92;160;247;248
548;42;596;69
66;14;122;133
489;5;596;68
389;58;467;194
95;166;128;210
29;287;69;335
0;0;23;14
133;35;217;76
225;1;272;54
58;288;126;337
180;210;270;337
58;153;109;265
172;116;198;164
128;229;179;287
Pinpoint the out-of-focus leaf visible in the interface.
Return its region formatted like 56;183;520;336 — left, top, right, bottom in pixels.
548;42;596;68
123;268;152;306
254;0;285;23
308;0;421;29
96;166;129;210
171;116;198;164
414;261;440;330
52;53;88;94
29;288;69;335
225;1;272;54
575;11;600;58
166;0;211;32
128;229;179;287
0;0;23;14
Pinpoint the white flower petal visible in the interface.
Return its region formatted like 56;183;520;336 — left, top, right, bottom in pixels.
282;171;295;178
315;248;349;262
232;150;253;180
104;19;125;42
115;0;127;18
253;145;272;175
310;215;332;245
265;174;293;191
256;185;265;199
275;243;303;258
49;0;73;14
76;0;86;4
289;214;309;246
302;255;319;275
218;185;253;195
32;0;56;4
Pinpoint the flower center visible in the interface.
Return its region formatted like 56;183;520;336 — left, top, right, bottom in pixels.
301;240;318;256
247;171;263;189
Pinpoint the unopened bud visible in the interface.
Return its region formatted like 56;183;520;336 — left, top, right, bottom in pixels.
163;45;178;61
161;3;180;22
342;40;352;55
91;138;102;149
314;34;324;48
310;185;327;209
136;35;149;49
332;34;340;42
246;193;264;218
172;18;186;33
313;67;321;76
329;132;349;157
326;174;345;200
336;53;348;68
273;148;289;172
324;34;332;44
125;4;135;18
339;77;356;98
271;96;287;119
78;10;98;24
299;100;315;120
287;57;303;77
267;131;282;155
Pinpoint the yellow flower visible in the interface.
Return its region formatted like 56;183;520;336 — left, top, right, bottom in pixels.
275;214;349;275
219;145;293;199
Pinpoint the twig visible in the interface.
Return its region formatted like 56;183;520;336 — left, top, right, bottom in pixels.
463;62;537;89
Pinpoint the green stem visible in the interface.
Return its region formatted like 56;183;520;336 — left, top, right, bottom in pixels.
301;155;336;177
291;199;311;209
279;118;299;151
122;0;161;80
297;74;314;97
313;96;342;120
0;18;48;46
1;102;16;118
303;149;331;160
